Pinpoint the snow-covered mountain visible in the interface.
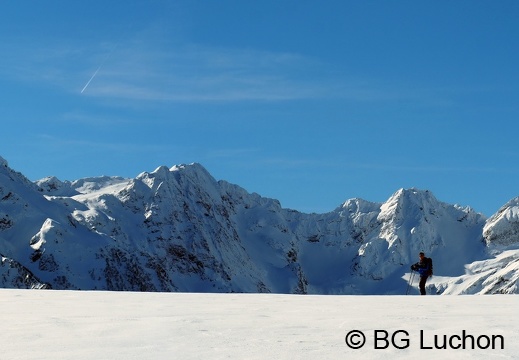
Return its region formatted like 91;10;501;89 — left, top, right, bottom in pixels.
1;155;518;294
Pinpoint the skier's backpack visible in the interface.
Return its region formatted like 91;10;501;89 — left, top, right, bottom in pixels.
426;257;433;276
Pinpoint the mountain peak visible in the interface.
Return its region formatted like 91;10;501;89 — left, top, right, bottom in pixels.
0;155;518;294
379;188;440;221
138;162;216;188
390;187;437;203
170;162;204;170
170;162;212;178
0;156;8;168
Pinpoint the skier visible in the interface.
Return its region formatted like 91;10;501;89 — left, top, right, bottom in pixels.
410;252;433;295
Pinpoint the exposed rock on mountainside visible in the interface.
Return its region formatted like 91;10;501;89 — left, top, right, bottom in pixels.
483;197;519;247
1;155;518;294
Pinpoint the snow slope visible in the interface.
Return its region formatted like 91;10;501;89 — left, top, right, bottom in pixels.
1;155;519;294
0;289;517;360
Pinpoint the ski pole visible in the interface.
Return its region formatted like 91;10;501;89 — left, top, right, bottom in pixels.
406;270;415;295
406;271;412;295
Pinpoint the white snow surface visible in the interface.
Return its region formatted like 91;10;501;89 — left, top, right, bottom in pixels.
0;289;517;360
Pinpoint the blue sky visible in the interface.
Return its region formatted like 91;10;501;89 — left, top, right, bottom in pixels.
1;1;518;216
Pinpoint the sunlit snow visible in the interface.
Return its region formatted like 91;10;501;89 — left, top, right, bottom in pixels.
0;289;517;359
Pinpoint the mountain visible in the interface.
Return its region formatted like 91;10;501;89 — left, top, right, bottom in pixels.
1;155;518;294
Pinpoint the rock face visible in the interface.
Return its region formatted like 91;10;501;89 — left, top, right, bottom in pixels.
483;198;519;247
0;155;518;294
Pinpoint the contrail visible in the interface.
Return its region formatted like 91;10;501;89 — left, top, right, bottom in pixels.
81;44;117;94
81;65;102;94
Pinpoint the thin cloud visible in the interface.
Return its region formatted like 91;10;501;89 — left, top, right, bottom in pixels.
346;162;516;174
1;36;463;106
34;134;172;154
0;37;396;103
243;157;519;175
258;157;321;168
205;148;261;159
80;42;335;102
60;112;139;126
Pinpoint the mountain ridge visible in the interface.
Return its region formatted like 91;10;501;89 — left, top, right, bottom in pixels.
1;155;518;294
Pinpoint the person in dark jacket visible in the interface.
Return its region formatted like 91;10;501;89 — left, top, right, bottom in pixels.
410;252;432;295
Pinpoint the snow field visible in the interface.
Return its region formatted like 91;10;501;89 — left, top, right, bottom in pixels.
0;289;518;359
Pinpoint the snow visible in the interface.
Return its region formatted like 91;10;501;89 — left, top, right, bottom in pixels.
431;249;519;295
0;289;517;359
483;197;519;247
3;157;519;294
